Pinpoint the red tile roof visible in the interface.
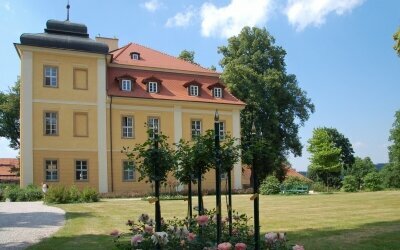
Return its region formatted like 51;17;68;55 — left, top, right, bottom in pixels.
0;158;19;180
111;43;219;75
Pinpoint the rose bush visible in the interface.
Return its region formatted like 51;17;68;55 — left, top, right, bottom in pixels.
112;210;303;250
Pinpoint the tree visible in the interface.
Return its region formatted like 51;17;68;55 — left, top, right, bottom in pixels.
307;128;342;186
324;128;355;170
0;79;20;150
345;157;375;190
218;26;314;185
394;28;400;56
209;65;217;71
178;50;198;65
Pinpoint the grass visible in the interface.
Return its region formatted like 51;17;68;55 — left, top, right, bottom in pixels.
28;191;400;250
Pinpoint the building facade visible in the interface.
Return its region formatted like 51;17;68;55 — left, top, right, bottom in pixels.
15;19;245;193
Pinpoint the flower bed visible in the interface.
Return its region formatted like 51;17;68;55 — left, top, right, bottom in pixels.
111;210;303;249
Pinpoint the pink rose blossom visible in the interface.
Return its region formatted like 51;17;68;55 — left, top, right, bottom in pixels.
109;229;120;237
131;234;143;246
293;244;305;250
144;225;153;234
265;232;278;242
187;232;196;241
235;242;247;250
218;242;232;250
197;215;209;226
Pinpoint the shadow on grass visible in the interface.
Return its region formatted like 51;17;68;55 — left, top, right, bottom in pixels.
27;234;115;250
286;220;400;250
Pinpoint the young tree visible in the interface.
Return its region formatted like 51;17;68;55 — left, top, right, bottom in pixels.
345;157;376;190
178;49;198;65
324;128;355;170
218;27;314;184
394;27;400;56
307;128;342;186
0;79;20;150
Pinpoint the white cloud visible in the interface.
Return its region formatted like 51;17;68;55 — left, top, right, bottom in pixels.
285;0;364;31
200;0;274;38
166;7;195;28
4;2;11;11
143;0;161;12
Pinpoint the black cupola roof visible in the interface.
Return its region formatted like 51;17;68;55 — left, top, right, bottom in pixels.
20;19;108;54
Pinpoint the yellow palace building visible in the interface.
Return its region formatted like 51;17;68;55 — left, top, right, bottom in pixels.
15;18;245;193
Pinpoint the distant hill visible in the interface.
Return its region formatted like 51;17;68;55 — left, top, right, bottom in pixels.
375;163;387;171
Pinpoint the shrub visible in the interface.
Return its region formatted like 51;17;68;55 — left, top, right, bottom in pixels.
363;172;383;191
380;163;400;188
342;175;358;192
259;175;281;195
3;185;20;201
81;187;99;202
283;176;312;190
69;185;81;203
1;185;43;202
44;186;70;204
310;182;326;192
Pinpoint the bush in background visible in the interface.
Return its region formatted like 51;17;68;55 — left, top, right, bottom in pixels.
342;175;358;192
44;185;99;204
283;176;312;190
0;184;43;201
363;172;383;191
259;175;281;195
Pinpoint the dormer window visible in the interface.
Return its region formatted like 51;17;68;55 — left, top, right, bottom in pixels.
148;82;158;93
121;79;132;91
183;80;202;97
131;52;140;60
142;76;162;93
213;87;222;98
115;74;136;92
189;85;199;96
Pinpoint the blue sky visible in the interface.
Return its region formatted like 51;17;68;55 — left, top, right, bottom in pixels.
0;0;399;171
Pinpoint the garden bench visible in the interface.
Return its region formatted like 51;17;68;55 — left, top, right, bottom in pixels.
281;185;309;194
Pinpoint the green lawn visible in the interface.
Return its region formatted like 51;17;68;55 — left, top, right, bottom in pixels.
29;191;400;250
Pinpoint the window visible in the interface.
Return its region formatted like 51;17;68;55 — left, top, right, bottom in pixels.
123;161;135;181
74;112;88;137
219;121;225;140
221;172;228;180
122;116;134;138
44;112;58;135
131;52;140;60
73;68;88;90
191;120;202;139
121;79;132;91
75;160;88;181
148;82;158;93
189;85;199;96
148;117;160;139
44;66;58;87
45;160;58;181
213;87;222;98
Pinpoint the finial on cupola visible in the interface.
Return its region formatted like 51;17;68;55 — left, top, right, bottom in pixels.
66;0;70;21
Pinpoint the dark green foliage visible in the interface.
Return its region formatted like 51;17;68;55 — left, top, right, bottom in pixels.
363;172;383;191
380;163;400;188
342;175;358;192
218;26;314;185
1;184;43;201
310;182;327;192
394;28;400;56
44;185;99;204
259;175;281;195
283;176;312;190
178;49;198;65
0;78;20;149
345;157;376;190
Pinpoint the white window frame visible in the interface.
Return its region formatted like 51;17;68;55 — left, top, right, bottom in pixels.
45;159;58;181
148;117;160;139
44;66;58;87
213;87;222;98
148;82;158;93
121;79;132;91
122;116;134;138
191;120;202;139
75;160;88;181
131;53;140;60
189;85;199;96
219;121;225;140
44;112;58;135
123;161;135;181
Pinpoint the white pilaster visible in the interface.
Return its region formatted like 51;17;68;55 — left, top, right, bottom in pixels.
97;58;108;193
232;109;242;189
20;51;33;187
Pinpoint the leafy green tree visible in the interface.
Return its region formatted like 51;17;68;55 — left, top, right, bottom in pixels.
218;26;314;186
178;49;198;65
0;79;20;150
380;163;400;188
307;128;342;186
363;172;383;191
209;65;217;71
346;157;376;190
324;128;355;170
342;175;358;192
394;28;400;56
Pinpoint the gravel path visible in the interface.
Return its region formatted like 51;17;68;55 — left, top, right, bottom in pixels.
0;201;65;249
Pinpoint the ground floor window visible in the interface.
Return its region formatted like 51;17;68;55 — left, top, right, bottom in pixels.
75;160;88;181
123;161;135;181
45;159;58;181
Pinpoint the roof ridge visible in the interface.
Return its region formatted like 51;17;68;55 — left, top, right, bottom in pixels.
130;42;218;74
113;42;132;60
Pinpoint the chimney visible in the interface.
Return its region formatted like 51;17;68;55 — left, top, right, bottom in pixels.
95;36;119;52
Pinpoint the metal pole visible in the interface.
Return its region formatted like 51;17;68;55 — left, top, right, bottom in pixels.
188;179;192;218
198;165;203;215
252;123;260;250
227;169;233;236
214;110;222;244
